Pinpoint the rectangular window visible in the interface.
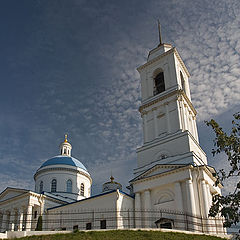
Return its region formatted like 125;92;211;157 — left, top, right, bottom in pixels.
61;227;66;230
100;220;106;229
86;222;92;230
34;211;37;219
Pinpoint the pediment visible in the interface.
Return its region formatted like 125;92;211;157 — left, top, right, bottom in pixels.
131;164;186;182
0;187;29;202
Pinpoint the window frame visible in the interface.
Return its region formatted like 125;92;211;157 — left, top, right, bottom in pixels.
66;179;72;193
80;183;84;196
51;179;57;192
154;72;165;95
39;181;43;193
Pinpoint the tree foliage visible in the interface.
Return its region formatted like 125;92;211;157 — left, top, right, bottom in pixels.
35;215;43;231
205;112;240;227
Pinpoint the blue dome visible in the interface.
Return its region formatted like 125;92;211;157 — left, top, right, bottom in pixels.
40;155;88;172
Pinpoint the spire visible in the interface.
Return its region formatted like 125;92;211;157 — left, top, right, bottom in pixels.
158;20;163;46
64;134;68;142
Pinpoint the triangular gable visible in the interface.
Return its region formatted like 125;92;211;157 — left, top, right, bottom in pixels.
0;187;30;202
130;164;188;182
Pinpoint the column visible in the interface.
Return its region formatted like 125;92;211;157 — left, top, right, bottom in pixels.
18;209;24;231
164;103;171;133
176;98;183;130
143;114;148;142
185;179;196;215
143;74;149;99
201;180;209;217
206;184;212;212
135;193;141;228
1;211;8;232
174;182;184;230
192;117;199;142
25;205;33;231
174;182;183;211
153;108;159;138
185;179;197;231
182;102;188;131
201;180;210;233
0;212;2;232
149;76;153;97
144;190;151;228
9;210;15;231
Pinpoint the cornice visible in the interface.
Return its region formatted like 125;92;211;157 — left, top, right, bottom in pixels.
180;90;197;115
0;192;30;206
0;191;67;208
139;90;178;113
173;48;190;77
139;89;197;116
198;165;222;188
137;48;175;72
130;165;193;184
137;48;190;78
34;167;92;184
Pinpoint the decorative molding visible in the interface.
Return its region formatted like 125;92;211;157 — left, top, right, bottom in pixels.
34;167;92;184
137;48;175;72
137;47;190;78
139;90;197;116
139;90;177;113
131;164;192;184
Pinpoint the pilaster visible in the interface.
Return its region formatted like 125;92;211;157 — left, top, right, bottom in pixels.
164;103;171;133
1;211;8;232
135;192;141;228
185;179;196;215
153;108;159;138
18;208;24;231
25;205;33;231
144;190;151;227
143;113;148;142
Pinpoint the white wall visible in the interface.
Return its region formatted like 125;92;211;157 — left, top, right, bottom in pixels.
46;191;134;231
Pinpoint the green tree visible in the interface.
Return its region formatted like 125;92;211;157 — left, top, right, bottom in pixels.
35;215;43;231
205;112;240;227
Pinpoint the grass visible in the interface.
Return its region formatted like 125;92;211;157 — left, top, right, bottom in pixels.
15;230;227;240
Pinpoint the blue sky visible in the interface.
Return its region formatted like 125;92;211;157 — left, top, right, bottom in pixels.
0;0;239;195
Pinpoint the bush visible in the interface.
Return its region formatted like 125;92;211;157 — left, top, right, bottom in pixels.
35;216;42;231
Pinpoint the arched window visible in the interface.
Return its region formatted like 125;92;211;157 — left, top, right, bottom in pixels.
39;181;43;193
51;179;57;192
180;71;185;92
154;72;165;95
66;179;72;193
80;183;84;196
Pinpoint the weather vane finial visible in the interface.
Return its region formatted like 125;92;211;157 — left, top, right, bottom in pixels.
158;20;163;46
64;134;68;142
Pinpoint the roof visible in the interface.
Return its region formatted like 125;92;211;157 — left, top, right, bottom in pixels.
47;189;134;211
39;155;88;172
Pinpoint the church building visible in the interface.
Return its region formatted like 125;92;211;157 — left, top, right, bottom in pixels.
0;30;225;235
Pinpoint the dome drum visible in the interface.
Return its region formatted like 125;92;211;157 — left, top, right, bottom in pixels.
34;137;92;201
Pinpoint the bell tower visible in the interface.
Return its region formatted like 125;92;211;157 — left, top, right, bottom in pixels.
134;25;207;176
130;25;223;232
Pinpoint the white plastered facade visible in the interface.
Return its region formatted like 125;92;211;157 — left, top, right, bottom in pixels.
0;40;225;235
130;43;224;233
